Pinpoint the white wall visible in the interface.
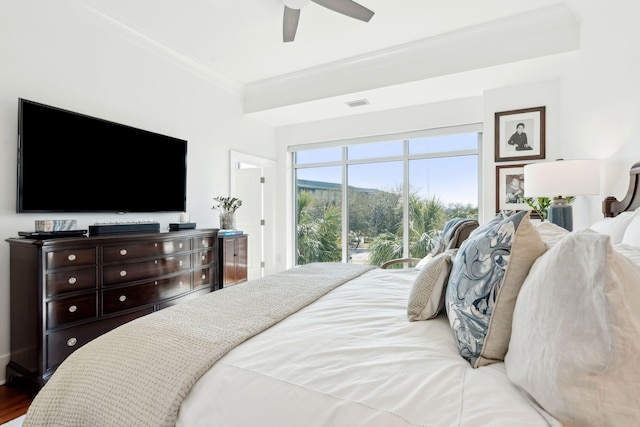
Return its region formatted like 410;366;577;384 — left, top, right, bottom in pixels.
482;80;564;224
0;0;275;384
273;0;640;272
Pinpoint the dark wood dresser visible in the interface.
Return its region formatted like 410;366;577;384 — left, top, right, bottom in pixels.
5;229;218;389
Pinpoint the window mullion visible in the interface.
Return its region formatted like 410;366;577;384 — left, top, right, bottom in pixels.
403;140;410;259
342;146;349;263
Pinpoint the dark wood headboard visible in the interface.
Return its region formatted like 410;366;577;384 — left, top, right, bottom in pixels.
603;161;640;217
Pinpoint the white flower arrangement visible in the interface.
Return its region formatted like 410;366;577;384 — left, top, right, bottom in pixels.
212;196;243;214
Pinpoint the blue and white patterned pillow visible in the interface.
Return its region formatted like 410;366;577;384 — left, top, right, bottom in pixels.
445;210;546;368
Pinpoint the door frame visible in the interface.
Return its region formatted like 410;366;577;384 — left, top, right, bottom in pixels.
229;151;276;278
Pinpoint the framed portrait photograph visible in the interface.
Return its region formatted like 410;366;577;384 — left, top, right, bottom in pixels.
495;164;538;218
494;106;546;162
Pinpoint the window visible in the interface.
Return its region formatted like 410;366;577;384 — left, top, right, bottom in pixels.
292;126;480;266
295;166;343;264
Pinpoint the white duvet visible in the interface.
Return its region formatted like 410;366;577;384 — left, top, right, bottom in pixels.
177;268;558;427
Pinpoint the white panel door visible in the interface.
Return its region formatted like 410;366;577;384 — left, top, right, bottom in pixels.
231;152;275;280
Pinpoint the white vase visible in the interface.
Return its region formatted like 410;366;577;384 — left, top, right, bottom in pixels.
220;212;235;229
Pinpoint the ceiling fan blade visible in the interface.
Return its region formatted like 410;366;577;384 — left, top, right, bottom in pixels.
311;0;374;22
283;6;301;42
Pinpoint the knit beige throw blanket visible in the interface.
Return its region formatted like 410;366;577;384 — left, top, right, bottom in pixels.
24;262;375;427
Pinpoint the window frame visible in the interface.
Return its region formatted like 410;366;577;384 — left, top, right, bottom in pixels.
291;124;482;265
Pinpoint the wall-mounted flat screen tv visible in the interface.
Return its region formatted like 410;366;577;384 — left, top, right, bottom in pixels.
17;98;187;213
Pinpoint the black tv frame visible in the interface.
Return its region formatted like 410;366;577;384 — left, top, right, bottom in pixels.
17;98;188;214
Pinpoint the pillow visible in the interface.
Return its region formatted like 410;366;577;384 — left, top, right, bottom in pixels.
445;210;546;368
535;221;569;249
621;213;640;247
505;230;640;426
468;210;513;237
414;253;432;269
415;218;479;269
614;242;640;266
407;249;457;321
589;210;637;244
429;218;479;257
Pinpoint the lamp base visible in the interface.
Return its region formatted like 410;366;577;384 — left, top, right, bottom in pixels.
548;204;573;231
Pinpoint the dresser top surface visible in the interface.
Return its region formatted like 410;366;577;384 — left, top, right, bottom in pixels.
6;229;219;248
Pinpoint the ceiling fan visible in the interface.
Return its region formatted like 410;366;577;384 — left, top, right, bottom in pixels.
282;0;374;43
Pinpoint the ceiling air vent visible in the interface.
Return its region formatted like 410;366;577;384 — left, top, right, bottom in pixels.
346;99;370;108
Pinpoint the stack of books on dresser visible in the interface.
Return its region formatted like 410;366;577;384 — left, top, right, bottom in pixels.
218;229;243;236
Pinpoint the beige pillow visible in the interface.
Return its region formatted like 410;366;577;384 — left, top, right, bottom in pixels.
505;230;640;426
407;249;456;321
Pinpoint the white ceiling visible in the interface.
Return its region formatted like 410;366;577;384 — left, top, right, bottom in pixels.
77;0;579;126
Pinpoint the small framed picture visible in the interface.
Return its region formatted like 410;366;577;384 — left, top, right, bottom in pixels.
494;106;546;162
495;164;537;217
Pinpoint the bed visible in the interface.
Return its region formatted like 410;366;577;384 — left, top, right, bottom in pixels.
21;162;640;427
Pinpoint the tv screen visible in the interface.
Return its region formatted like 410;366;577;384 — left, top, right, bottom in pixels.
17;99;187;213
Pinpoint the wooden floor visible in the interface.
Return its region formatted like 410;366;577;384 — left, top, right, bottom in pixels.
0;384;33;424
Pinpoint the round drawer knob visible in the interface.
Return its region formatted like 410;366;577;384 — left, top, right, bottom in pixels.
67;254;77;261
120;270;127;277
67;337;77;347
68;305;77;313
201;274;206;280
179;243;183;249
119;295;127;302
179;260;183;266
179;281;184;287
201;255;206;261
120;249;127;256
201;239;207;247
68;276;77;285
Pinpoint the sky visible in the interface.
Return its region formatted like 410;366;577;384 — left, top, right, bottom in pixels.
295;133;479;205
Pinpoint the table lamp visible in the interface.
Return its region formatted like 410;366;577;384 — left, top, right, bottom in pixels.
523;159;600;231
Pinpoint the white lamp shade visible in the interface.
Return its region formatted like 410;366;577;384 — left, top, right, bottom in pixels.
524;159;600;197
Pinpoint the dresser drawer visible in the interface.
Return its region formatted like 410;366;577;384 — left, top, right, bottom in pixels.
103;254;192;286
193;267;213;289
46;248;96;269
193;250;213;267
102;273;191;314
102;238;191;262
46;267;97;296
193;236;214;250
46;308;153;370
159;286;210;309
47;294;97;329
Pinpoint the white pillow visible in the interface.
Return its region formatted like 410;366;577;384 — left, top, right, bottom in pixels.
589;210;637;244
614;242;640;265
414;253;433;269
407;249;456;321
535;221;569;249
621;214;640;247
505;229;640;426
